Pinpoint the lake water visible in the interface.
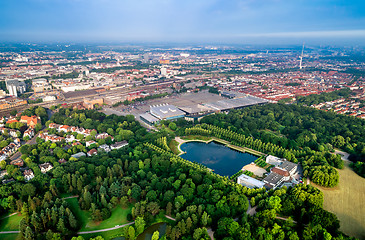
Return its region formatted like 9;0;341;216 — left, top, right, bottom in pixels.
136;222;166;240
180;141;257;177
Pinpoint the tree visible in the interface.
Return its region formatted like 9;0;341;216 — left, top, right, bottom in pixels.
135;216;146;235
152;231;160;240
168;122;177;131
24;226;35;240
128;226;136;240
69;212;78;229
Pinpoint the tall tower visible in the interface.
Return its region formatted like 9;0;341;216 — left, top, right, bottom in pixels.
299;43;305;70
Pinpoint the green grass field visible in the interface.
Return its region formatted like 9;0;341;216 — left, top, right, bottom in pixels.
79;227;127;240
80;206;132;231
312;161;365;239
65;197;133;232
169;139;181;155
0;233;20;240
0;213;22;231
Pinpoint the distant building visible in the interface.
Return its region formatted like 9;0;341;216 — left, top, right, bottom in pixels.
6;80;26;97
0;97;27;110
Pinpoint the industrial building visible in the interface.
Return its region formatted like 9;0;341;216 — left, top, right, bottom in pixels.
178;104;214;122
203;95;268;112
139;104;186;126
150;104;185;120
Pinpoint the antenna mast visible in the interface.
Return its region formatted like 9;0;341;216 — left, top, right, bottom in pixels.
299;43;305;70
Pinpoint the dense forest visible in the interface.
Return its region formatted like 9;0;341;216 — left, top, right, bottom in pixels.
0;107;356;239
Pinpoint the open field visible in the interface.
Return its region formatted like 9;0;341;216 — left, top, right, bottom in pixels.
312;162;365;239
0;213;22;231
242;163;267;177
79;227;127;239
65;197;133;232
0;233;20;240
81;206;132;231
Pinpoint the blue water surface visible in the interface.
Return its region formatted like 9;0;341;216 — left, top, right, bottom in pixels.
180;141;257;177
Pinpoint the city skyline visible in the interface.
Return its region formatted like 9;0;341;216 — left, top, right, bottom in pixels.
1;0;365;45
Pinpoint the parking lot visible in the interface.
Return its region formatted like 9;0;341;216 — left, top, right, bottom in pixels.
103;90;225;118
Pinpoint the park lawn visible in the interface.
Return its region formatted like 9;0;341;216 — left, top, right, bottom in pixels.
66;197;133;231
79;227;127;240
0;213;22;231
65;197;90;230
169;140;181;155
80;205;133;231
311;161;365;239
0;233;20;240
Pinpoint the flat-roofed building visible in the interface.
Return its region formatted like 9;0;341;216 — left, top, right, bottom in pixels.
140;112;160;126
150;104;185;120
237;174;265;189
263;172;285;189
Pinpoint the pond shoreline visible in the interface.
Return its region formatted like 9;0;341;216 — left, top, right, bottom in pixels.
175;136;264;157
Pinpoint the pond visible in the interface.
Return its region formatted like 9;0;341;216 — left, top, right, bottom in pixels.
180;141;257;177
136;222;167;240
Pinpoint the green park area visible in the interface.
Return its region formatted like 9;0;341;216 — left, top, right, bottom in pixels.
312;161;365;239
0;213;22;231
0;213;22;240
65;197;133;232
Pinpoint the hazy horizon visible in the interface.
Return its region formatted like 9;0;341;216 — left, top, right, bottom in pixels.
1;0;365;45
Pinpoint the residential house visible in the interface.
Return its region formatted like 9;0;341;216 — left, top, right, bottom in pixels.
23;169;35;181
39;133;64;142
20;115;40;127
23;127;35;139
87;149;98;156
0;170;8;179
110;141;128;150
10;159;24;167
86;140;97;147
58;125;70;133
96;132;114;141
6;117;18;124
65;135;76;143
9;129;19;138
39;163;53;173
98;144;111;152
58;158;67;164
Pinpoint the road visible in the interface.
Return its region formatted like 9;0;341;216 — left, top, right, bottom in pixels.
334;149;350;162
0;231;20;234
9;132;39;162
77;221;134;234
0;212;18;220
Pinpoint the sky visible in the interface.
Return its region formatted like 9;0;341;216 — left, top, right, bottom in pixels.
1;0;365;45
